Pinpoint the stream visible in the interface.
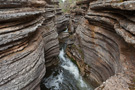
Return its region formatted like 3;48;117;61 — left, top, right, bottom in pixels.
41;48;93;90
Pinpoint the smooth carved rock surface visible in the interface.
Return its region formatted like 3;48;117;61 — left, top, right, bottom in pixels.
67;0;135;90
0;0;68;90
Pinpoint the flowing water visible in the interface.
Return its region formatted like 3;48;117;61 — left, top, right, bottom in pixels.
41;48;93;90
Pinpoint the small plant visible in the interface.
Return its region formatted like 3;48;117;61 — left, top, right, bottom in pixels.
128;77;135;90
59;0;83;13
118;0;124;3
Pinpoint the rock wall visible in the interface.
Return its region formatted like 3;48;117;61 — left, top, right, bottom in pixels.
67;0;135;90
0;0;68;90
42;0;69;67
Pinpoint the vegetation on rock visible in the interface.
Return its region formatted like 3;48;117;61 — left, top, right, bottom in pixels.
59;0;82;13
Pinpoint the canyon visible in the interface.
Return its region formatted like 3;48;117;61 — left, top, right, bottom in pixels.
0;0;135;90
0;0;68;90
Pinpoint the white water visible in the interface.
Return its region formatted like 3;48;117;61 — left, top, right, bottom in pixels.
64;28;68;33
44;70;64;89
43;48;93;90
59;49;91;89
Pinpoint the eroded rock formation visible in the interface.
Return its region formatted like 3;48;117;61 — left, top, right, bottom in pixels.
0;0;68;90
67;0;135;90
43;0;68;67
1;0;135;90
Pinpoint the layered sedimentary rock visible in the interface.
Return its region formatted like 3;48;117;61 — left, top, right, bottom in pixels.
55;7;69;34
42;0;69;67
67;0;135;90
42;0;60;67
0;0;68;90
69;0;90;33
0;1;46;90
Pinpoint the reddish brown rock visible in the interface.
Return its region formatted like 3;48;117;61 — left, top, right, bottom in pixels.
0;0;68;90
67;0;135;89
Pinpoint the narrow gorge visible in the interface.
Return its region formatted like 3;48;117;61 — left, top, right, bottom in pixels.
0;0;135;90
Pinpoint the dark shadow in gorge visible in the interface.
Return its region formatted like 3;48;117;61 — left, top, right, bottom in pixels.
40;44;94;90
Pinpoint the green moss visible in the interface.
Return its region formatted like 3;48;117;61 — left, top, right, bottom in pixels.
129;77;135;90
70;56;77;65
133;77;135;83
66;54;81;72
120;0;123;2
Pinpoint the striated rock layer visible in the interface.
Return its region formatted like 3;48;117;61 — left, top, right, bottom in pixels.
42;0;69;67
67;0;135;90
0;0;68;90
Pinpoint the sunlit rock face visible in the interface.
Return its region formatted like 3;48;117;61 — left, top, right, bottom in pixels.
0;0;67;90
67;0;135;90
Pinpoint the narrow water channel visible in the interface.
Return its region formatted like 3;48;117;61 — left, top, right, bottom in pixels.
41;48;93;90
